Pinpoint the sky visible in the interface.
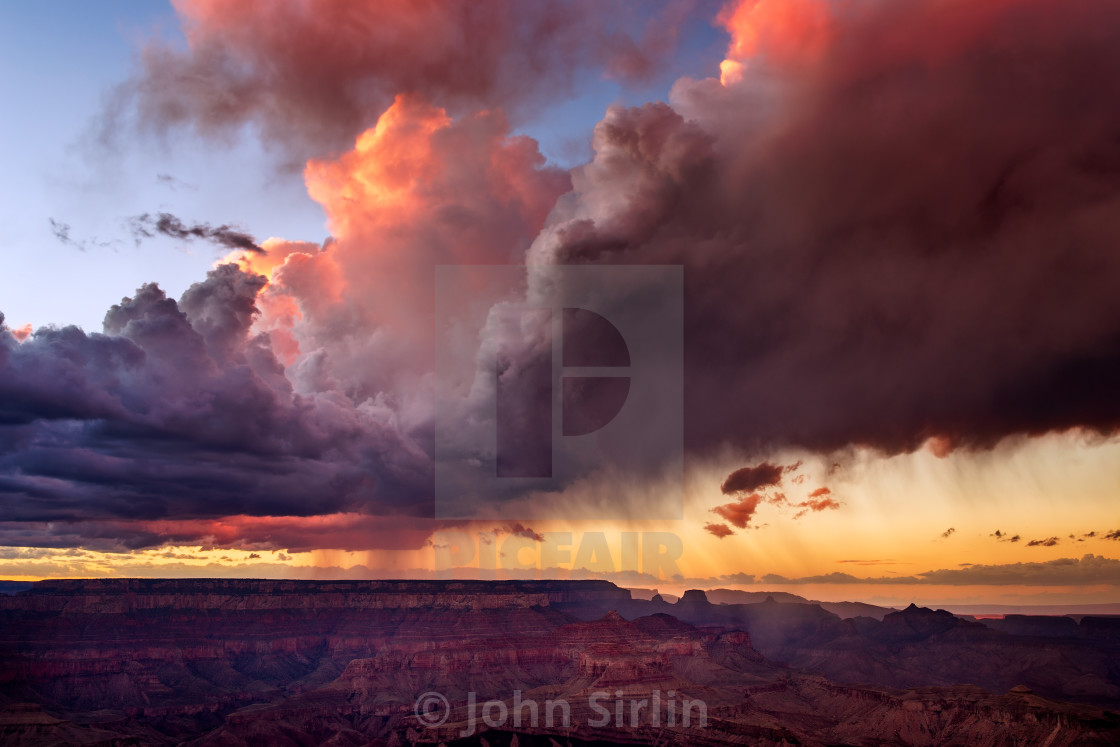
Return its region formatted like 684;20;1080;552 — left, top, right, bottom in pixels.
0;0;1118;610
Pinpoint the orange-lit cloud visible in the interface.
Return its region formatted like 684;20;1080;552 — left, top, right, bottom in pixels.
305;95;450;237
705;522;735;539
120;0;686;161
717;0;833;84
713;492;763;529
793;488;840;518
286;95;567;345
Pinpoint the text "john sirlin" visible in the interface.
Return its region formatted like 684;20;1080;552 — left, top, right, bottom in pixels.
458;689;708;736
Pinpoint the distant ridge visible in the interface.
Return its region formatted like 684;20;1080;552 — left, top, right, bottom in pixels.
692;588;898;620
942;602;1120;617
0;581;32;596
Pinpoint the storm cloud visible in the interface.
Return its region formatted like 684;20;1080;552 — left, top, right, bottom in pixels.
113;0;694;161
530;0;1120;456
0;266;432;550
6;0;1120;552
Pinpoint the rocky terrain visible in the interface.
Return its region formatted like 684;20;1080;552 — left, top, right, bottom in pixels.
0;579;1118;745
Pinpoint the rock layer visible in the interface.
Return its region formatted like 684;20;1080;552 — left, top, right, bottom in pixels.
0;579;1117;745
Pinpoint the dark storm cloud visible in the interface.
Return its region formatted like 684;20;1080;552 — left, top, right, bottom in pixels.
531;0;1120;457
128;212;264;254
13;0;1120;555
0;264;433;550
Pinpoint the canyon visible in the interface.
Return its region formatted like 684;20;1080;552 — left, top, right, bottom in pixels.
0;579;1118;745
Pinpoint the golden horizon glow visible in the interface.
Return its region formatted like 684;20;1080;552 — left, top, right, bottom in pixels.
2;432;1117;607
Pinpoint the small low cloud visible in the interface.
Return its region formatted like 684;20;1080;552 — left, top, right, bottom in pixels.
49;218;81;251
1027;536;1060;547
48;218;119;252
157;551;205;560
793;488;840;518
940;527;956;539
704;522;735;539
721;462;784;494
156;173;197;191
503;523;544;542
128;212;264;254
712;479;839;529
837;559;904;566
712;492;763;529
991;530;1021;543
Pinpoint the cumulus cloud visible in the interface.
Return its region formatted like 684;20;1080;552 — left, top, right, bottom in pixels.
1027;537;1061;547
10;0;1120;554
111;0;692;162
530;0;1120;457
2;93;567;551
1;315;33;343
0;264;436;551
